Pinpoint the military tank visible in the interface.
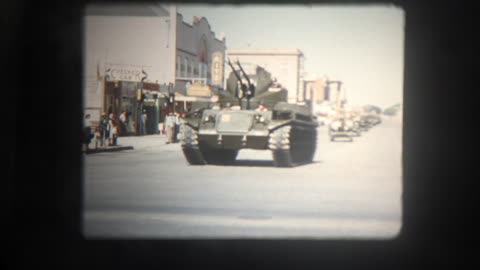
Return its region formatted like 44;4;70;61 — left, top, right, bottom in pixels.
180;60;318;167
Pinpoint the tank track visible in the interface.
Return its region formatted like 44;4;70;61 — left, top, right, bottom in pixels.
269;125;317;167
180;125;207;165
180;125;238;165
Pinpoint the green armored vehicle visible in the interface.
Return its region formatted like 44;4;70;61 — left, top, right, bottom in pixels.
365;113;382;126
180;60;318;167
351;116;362;137
359;115;372;131
329;115;354;142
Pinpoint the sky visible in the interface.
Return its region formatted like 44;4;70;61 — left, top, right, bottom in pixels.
177;4;404;109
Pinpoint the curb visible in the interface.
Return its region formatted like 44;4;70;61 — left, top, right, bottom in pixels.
85;145;134;154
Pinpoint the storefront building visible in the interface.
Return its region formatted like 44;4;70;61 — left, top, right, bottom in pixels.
174;14;226;94
83;4;226;134
101;67;163;135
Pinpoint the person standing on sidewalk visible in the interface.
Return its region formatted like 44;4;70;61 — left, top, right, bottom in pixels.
93;126;102;149
142;110;147;135
98;112;108;147
177;112;187;142
119;110;128;136
138;109;147;136
107;113;118;146
165;112;176;144
82;113;94;153
174;112;181;142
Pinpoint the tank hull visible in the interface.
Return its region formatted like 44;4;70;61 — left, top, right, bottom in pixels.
181;114;318;167
198;133;269;150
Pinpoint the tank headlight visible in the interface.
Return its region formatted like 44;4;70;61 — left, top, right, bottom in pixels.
255;114;265;123
203;115;215;123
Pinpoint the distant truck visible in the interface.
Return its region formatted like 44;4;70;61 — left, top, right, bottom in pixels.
325;80;356;142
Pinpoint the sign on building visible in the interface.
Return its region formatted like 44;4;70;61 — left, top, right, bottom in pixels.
105;64;148;82
211;51;223;86
187;82;212;97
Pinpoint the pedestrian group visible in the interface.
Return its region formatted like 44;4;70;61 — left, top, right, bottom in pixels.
82;110;185;153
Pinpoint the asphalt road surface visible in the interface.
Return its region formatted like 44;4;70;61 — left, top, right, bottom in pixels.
83;114;402;239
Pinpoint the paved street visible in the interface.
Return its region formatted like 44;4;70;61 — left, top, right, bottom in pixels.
83;114;402;239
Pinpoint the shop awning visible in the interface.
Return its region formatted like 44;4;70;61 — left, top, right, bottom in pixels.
174;92;213;102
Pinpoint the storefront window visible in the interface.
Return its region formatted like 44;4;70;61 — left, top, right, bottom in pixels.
187;58;192;77
207;61;211;80
177;56;181;76
193;61;198;77
105;95;114;114
184;57;188;78
199;62;202;79
180;56;185;76
176;56;179;73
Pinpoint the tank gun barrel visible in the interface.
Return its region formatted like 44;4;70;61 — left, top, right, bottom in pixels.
236;60;256;109
236;60;253;93
227;58;246;105
227;58;242;84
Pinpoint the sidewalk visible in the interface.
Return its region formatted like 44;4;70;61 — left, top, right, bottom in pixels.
85;133;178;154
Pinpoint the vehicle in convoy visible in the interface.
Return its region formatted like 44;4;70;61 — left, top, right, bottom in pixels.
350;114;362;137
329;115;354;142
364;104;382;114
324;79;356;141
180;60;318;167
383;104;401;116
359;115;372;131
364;113;382;126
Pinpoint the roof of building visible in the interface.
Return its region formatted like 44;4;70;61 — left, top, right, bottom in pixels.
177;13;226;43
227;48;304;56
85;4;169;17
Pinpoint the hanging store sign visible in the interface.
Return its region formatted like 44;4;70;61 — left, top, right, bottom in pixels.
141;82;160;91
187;82;212;97
105;65;148;82
211;51;223;86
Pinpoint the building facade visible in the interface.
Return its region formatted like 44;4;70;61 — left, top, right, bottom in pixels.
303;76;327;114
303;74;348;116
175;14;226;93
226;48;305;104
83;4;226;133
